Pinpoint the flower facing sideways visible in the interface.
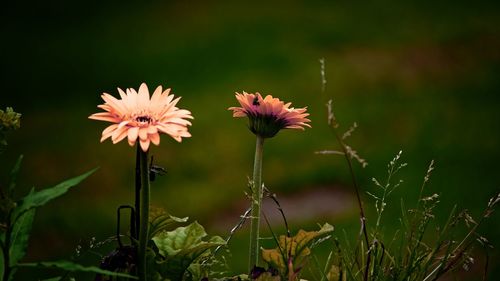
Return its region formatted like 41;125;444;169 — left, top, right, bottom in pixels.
89;83;193;151
228;92;311;138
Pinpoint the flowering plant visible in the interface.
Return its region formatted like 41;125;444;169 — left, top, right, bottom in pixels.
229;91;311;272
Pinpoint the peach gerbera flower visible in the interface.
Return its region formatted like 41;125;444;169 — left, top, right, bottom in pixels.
228;92;311;138
89;83;193;151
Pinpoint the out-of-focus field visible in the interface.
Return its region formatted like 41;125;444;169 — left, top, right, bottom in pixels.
1;1;499;279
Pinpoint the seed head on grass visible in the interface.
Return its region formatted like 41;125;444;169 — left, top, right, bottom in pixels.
0;107;21;131
0;107;21;147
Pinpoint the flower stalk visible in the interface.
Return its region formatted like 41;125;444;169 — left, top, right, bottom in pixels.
228;91;310;274
89;83;193;280
135;144;141;239
249;135;264;272
137;148;150;280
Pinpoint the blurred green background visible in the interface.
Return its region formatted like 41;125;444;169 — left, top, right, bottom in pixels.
1;0;499;280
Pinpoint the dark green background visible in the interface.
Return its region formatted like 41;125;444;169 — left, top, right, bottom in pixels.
1;0;499;279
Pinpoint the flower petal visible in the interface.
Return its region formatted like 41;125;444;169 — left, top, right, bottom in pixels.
100;124;118;142
147;125;158;134
111;126;128;144
90;83;193;146
228;91;310;137
127;126;139;143
139;139;150;151
150;133;160;145
139;127;148;140
89;113;120;123
138;83;150;108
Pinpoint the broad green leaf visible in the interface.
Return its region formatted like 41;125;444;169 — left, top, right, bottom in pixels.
8;155;23;197
149;207;188;239
9;208;35;266
12;168;98;220
293;223;334;258
156;239;225;281
152;221;207;257
261;223;334;275
18;260;137;279
152;221;225;280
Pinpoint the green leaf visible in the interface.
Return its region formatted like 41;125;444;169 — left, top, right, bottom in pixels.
327;265;346;281
186;262;202;281
8;155;23;197
149;208;188;239
18;260;138;279
261;223;334;275
152;221;225;280
153;221;206;257
9;208;35;266
12;168;98;220
293;223;334;258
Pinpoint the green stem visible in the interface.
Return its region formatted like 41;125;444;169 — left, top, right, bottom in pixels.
249;136;264;272
134;144;141;240
138;148;150;281
330;126;370;281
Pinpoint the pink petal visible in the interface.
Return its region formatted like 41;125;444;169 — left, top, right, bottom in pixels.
117;87;127;100
157;124;179;137
126;88;138;107
111;126;128;144
138;83;150;108
150;133;160;145
127;126;139;143
117;120;130;129
101;93;127;115
100;124;118;142
139;139;150;151
139;127;148;140
89;113;120;123
147;126;158;134
232;111;247;117
150;86;163;108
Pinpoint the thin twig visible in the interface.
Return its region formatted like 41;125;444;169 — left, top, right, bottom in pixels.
214;207;252;255
330;124;370;249
320;59;370;280
262;210;287;266
264;186;291;238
